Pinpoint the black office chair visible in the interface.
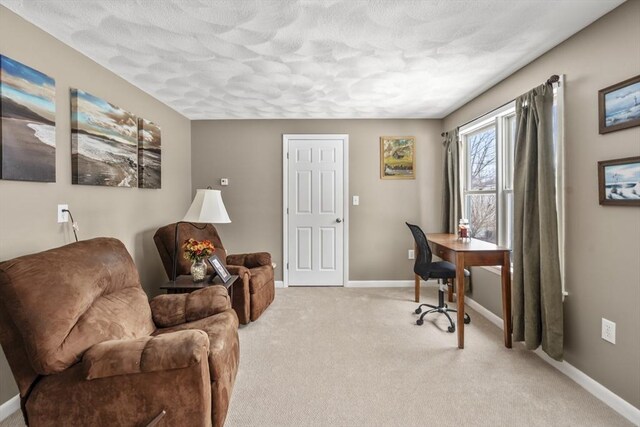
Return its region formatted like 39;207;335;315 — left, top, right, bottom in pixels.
406;222;470;333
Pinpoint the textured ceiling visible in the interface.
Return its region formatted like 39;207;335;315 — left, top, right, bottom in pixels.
0;0;625;119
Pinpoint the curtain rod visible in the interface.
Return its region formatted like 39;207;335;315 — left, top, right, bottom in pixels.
441;74;560;138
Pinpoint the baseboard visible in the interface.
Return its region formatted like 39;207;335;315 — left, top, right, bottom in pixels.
278;279;437;288
0;394;19;422
464;296;640;425
464;297;505;329
346;279;437;288
533;348;640;425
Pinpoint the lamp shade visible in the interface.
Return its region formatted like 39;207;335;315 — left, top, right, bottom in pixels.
182;189;231;223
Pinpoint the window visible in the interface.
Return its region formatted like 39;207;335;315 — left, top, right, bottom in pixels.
458;78;565;297
460;103;516;247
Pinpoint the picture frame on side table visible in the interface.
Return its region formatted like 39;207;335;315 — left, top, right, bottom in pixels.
598;156;640;206
207;254;232;283
598;75;640;134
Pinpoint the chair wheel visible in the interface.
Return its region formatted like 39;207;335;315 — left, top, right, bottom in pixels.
415;308;422;314
464;314;471;324
416;319;424;326
448;325;455;333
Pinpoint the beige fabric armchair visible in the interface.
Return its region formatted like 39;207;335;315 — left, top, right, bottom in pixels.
0;238;239;427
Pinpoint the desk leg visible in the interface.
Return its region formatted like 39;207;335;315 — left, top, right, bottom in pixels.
414;243;420;302
456;251;465;349
501;252;512;348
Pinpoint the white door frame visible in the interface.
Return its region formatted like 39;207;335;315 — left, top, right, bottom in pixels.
282;134;349;287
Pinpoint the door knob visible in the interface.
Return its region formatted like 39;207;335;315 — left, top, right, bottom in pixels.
336;218;342;223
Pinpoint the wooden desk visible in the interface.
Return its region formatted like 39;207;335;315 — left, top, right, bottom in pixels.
418;234;512;349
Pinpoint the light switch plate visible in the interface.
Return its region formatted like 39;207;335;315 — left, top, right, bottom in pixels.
408;249;415;259
352;195;359;205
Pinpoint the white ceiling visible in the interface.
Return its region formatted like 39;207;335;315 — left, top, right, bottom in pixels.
1;0;625;119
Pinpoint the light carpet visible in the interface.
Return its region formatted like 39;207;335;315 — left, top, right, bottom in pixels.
1;287;632;427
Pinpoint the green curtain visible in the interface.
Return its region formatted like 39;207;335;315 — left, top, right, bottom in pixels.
441;129;462;233
441;129;470;292
513;84;563;361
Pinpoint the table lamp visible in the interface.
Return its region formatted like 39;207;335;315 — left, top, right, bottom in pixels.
172;188;231;282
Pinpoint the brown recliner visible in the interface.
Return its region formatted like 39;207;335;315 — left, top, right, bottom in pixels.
154;223;275;325
0;238;239;427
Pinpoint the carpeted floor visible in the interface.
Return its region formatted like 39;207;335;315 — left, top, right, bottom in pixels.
1;287;632;426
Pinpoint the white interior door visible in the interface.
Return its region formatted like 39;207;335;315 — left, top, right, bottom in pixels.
284;135;347;286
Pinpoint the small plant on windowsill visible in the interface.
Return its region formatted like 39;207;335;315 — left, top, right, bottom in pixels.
183;238;215;282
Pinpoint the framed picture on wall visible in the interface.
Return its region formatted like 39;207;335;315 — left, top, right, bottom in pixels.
598;156;640;206
71;88;138;187
138;118;162;189
0;55;56;182
380;136;415;179
598;74;640;134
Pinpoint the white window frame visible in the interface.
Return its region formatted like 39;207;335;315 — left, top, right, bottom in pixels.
554;76;567;299
460;102;516;249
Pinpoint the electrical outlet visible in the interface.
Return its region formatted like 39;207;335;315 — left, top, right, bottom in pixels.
57;204;69;223
601;318;616;344
220;178;229;186
408;249;415;260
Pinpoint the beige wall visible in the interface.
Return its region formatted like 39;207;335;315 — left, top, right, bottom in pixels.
0;7;192;404
443;1;640;408
191;119;443;282
1;0;637;414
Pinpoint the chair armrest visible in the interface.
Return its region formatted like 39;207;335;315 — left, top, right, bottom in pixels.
226;252;272;269
226;264;251;279
150;286;230;328
82;330;209;380
249;264;273;279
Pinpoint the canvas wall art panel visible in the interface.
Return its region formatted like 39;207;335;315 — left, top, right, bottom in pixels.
0;55;56;182
380;136;415;179
138;118;161;189
598;156;640;206
71;88;138;187
599;75;640;134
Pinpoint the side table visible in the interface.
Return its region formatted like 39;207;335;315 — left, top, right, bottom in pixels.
160;275;238;300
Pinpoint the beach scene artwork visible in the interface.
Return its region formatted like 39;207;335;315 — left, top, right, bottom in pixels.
380;136;415;179
605;81;640;126
603;161;640;201
138;118;161;189
0;55;56;182
71;89;138;187
600;75;640;134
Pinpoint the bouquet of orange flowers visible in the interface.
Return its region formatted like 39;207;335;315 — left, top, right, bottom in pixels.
182;238;215;262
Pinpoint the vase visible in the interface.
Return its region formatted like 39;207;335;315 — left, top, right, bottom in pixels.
191;259;207;282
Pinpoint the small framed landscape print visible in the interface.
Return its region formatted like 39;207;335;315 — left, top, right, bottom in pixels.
380;136;415;179
207;254;232;283
598;156;640;206
598;75;640;134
